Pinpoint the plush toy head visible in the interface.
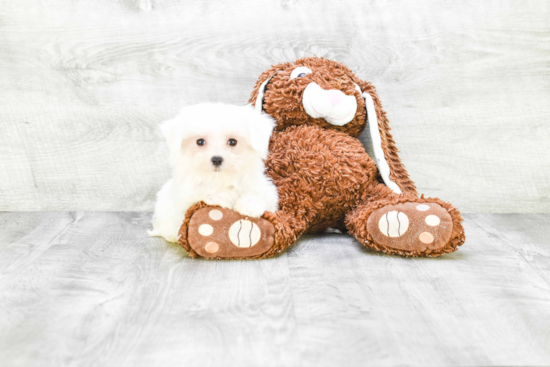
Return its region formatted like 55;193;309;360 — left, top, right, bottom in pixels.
249;56;417;194
249;57;370;137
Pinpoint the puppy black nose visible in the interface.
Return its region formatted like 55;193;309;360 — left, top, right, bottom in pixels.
211;156;223;167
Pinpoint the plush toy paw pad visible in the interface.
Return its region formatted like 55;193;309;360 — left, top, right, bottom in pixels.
424;215;440;226
378;210;410;237
198;224;214;236
228;220;261;247
204;242;219;253
418;232;434;244
208;209;223;220
367;202;453;253
188;207;275;258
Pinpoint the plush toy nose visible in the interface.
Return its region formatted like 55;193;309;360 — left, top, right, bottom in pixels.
211;156;223;167
327;90;345;106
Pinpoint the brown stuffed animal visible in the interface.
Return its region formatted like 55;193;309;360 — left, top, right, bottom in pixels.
179;57;465;259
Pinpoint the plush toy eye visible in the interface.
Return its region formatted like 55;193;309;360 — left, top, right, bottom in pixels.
290;66;312;79
228;139;237;146
196;139;205;146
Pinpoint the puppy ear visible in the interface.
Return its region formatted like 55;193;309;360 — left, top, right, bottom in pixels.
159;117;183;156
159;105;200;157
247;104;276;159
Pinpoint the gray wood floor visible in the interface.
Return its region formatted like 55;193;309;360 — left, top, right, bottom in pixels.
0;212;549;366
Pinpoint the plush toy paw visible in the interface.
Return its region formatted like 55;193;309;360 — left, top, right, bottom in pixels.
366;202;454;255
185;206;275;259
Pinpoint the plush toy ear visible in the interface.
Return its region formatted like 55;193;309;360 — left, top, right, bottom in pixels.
254;74;277;114
248;62;291;108
355;81;418;195
247;104;276;159
248;64;288;157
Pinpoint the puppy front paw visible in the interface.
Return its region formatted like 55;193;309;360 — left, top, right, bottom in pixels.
234;195;268;218
204;194;234;209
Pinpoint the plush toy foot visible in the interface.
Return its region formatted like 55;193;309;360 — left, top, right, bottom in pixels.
180;204;275;259
347;198;465;257
367;201;454;252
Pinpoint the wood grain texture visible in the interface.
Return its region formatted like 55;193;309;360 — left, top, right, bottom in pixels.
0;0;549;212
0;212;549;366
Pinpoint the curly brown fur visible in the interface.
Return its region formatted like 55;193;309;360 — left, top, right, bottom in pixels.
267;125;382;233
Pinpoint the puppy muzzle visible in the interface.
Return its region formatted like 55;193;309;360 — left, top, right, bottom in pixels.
302;82;357;126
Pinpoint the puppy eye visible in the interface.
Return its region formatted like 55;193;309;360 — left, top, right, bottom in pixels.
290;66;312;79
228;139;237;146
196;139;205;146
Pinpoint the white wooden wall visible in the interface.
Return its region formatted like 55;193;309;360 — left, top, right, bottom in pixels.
1;0;549;212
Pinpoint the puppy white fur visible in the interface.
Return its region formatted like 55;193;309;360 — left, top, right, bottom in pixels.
148;103;279;243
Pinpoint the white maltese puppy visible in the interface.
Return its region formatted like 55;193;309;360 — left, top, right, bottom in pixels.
148;103;279;243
